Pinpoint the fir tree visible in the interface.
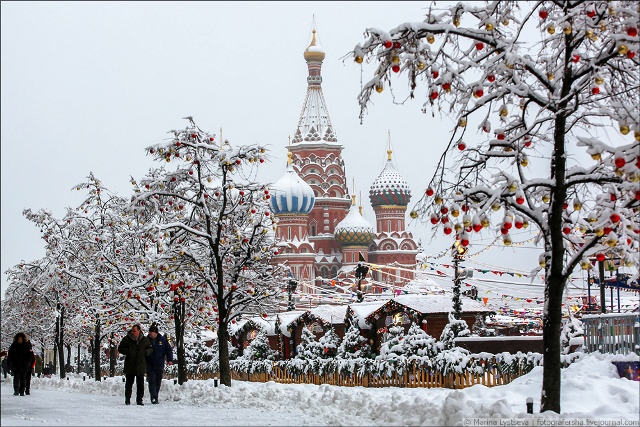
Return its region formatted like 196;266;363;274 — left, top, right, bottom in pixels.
243;330;277;361
318;326;340;359
440;312;471;350
336;322;370;359
377;325;406;361
295;327;323;360
402;323;440;360
560;312;584;355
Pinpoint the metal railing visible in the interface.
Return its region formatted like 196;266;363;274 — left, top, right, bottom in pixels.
582;313;640;355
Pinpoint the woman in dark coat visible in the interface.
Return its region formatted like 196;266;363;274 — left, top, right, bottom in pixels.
117;324;152;406
8;332;34;396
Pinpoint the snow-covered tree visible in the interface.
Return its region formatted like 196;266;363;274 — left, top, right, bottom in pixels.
336;322;371;359
440;312;471;350
318;326;341;358
377;324;406;361
241;330;278;361
560;312;584;354
402;322;440;360
472;314;497;337
131;117;286;386
352;1;639;413
295;327;324;360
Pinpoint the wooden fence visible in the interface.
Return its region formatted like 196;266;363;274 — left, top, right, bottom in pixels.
221;362;525;389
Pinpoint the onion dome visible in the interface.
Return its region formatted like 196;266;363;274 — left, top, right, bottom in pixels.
369;149;411;207
334;195;375;247
303;29;325;62
270;153;315;215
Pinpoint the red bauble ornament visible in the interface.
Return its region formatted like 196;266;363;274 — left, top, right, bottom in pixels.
461;238;469;247
149;148;155;154
516;196;524;204
383;40;392;49
563;202;568;210
441;206;449;215
591;87;600;95
441;216;449;224
430;91;438;100
497;133;505;140
596;253;605;262
475;88;484;98
610;193;617;201
426;187;434;197
393;41;401;49
488;74;495;82
442;82;451;91
514;221;523;229
571;55;580;63
259;158;265;163
563;226;571;235
610;213;621;223
586;10;596;18
264;211;270;216
458;142;466;150
209;137;214;141
635;190;640;201
176;141;181;147
189;170;194;175
603;226;613;235
628;51;636;59
392;64;401;73
500;227;509;235
443;227;453;235
475;42;484;50
191;133;197;138
432;70;439;78
539;9;548;19
503;221;512;230
615;157;626;168
627;28;638;37
472;224;483;232
430;215;439;224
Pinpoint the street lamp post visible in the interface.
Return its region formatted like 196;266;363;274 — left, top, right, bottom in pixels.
355;257;369;303
451;241;468;320
286;279;297;312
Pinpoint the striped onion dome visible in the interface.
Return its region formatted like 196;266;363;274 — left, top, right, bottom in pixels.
334;196;375;247
270;154;315;215
369;149;411;207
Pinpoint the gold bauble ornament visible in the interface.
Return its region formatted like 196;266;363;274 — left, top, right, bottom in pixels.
458;118;467;127
547;73;554;81
375;84;384;93
563;26;572;35
454;223;463;232
435;195;443;205
491;203;501;212
417;61;426;70
503;236;512;246
573;200;582;211
618;45;629;55
606;237;618;248
427;35;435;44
581;261;591;270
591;152;601;160
539;259;546;268
521;220;529;229
595;76;604;85
463;216;472;227
500;107;509;117
547;25;555;34
453;18;461;27
486;23;494;31
409;210;419;219
635;131;640;141
451;209;460;218
355;55;363;64
595;228;604;237
481;218;490;228
502;18;510;26
620;125;630;135
391;55;400;64
542;194;550;204
585;30;594;39
507;182;517;192
520;158;529;167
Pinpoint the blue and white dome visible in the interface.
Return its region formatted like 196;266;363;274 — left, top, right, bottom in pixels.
270;157;315;215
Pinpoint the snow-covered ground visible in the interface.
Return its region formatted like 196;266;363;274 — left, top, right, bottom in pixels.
1;353;638;426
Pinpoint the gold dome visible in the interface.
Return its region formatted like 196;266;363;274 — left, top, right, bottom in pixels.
304;29;325;62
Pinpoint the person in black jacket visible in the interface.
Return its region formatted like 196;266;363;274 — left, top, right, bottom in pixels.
117;324;152;406
146;324;173;404
8;332;34;396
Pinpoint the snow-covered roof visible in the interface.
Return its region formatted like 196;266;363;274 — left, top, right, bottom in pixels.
277;310;308;337
229;316;278;336
309;305;348;325
366;294;493;321
349;301;387;329
402;278;445;294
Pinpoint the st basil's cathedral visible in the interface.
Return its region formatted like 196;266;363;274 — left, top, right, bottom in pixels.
270;29;419;298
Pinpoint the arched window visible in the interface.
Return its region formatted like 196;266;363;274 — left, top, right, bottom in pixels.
331;266;338;278
320;266;329;278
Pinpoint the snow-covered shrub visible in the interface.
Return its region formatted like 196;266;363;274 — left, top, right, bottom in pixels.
230;330;277;374
295;327;323;361
336;322;370;360
440;312;471;350
318;326;340;358
403;322;441;365
560;315;584;355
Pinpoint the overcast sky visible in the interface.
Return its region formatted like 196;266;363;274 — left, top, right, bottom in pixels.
1;1;562;300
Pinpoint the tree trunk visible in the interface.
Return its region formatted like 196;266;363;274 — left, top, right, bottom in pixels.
541;92;569;413
174;298;187;385
218;324;231;386
94;319;101;381
66;344;71;372
109;332;116;377
77;342;82;374
57;305;66;379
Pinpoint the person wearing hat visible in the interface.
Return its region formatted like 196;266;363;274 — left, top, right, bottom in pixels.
146;323;173;404
117;324;152;405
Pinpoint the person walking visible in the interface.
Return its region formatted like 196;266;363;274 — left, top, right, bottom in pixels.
146;324;174;404
117;324;152;406
8;332;34;396
1;353;8;379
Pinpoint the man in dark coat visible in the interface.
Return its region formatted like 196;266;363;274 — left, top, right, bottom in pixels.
146;323;174;404
117;324;152;405
8;332;34;396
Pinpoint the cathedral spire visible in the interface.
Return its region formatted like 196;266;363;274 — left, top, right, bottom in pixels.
293;24;336;145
